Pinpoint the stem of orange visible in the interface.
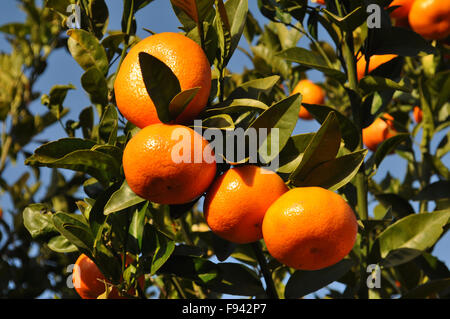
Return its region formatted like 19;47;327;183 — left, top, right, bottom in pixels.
251;241;279;299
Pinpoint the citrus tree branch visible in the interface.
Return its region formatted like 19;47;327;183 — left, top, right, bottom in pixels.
251;241;279;299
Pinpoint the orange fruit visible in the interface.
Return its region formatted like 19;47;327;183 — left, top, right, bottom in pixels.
409;0;450;40
0;207;2;219
123;123;216;205
114;32;212;128
262;187;358;271
311;0;325;4
203;165;289;244
291;79;325;120
388;0;415;27
356;54;398;80
73;254;144;299
413;106;423;123
362;114;397;152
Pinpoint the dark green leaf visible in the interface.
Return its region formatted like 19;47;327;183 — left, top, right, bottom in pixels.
23;204;57;239
138;52;181;123
247;94;301;163
128;201;149;253
169;87;200;120
285;259;354;298
322;7;366;32
368;27;435;56
296;149;367;191
414;181;450;202
378;210;450;267
52;212;94;255
302;103;360;151
206;262;264;296
402;278;450;299
104;180;145;215
289;112;341;185
227;75;280;100
81;67;108;106
358;76;411;95
276;133;315;175
276;47;346;82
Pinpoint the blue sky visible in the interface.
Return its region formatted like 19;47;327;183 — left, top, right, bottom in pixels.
0;0;449;298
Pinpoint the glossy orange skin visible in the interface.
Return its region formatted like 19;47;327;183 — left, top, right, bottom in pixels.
291;79;326;120
262;187;358;271
114;32;211;128
203;165;289;244
311;0;325;4
356;54;398;80
73;254;144;299
413;106;423;123
409;0;450;40
389;0;415;27
362;114;397;151
123;124;216;205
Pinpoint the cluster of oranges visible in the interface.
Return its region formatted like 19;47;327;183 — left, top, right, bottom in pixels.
72;31;358;298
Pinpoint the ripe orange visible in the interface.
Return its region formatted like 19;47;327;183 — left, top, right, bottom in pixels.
388;0;415;27
123;123;216;205
362;114;397;151
262;187;358;271
114;32;212;128
413;106;423;123
311;0;325;4
203;165;289;244
356;54;398;80
291;79;325;120
73;254;144;299
409;0;450;40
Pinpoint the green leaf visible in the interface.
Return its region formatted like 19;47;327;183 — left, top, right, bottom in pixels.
302;103;360;151
81;67;108;106
67;29;108;74
289;112;342;186
284;259;354;298
205;262;265;296
368;27;435;57
52;212;94;255
170;0;215;24
375;193;415;219
222;0;248;64
366;133;410;172
47;235;78;253
104;180;145;215
25;138;120;186
227;75;280;100
146;225;176;275
169;87;200;120
23;204;57;239
247;94;301;163
205;98;268;116
157;255;219;285
295;149;367;191
378;210;450;267
138;52;181;123
276;133;315;175
358;76;412;95
402;278;450;299
98;104;118;144
414;181;450;202
128;202;149;252
87;0;109;39
79;106;94;139
41;84;75;120
276;47;346;82
322;7;366;32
